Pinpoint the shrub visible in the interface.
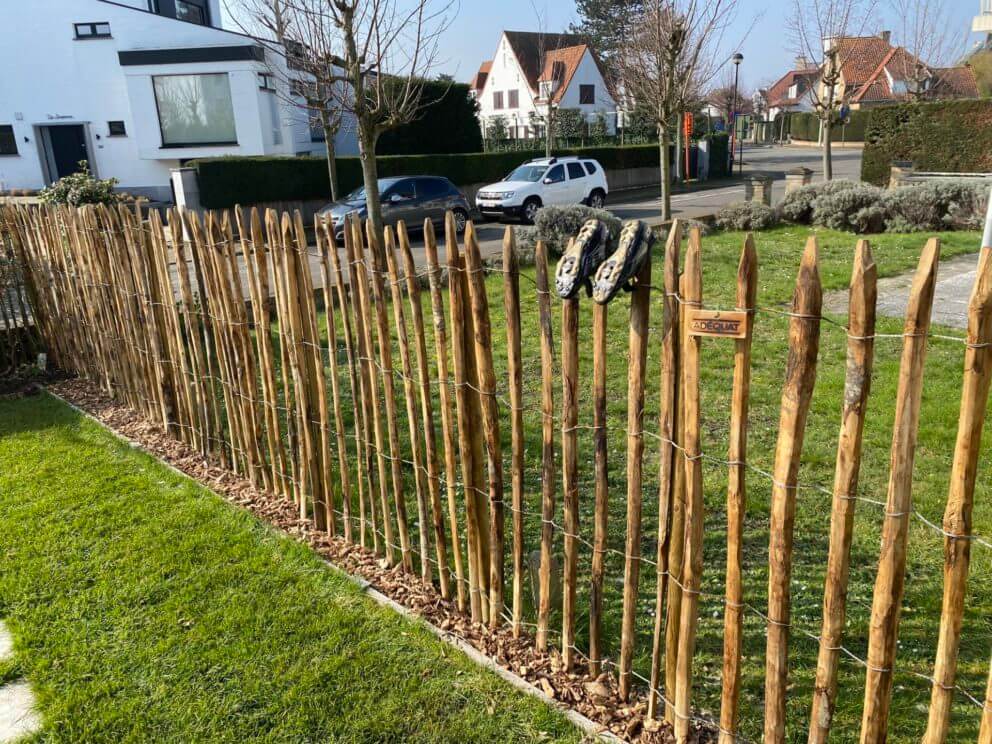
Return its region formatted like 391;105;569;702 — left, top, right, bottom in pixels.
862;100;992;186
788;111;870;142
192;144;662;208
778;179;860;224
715;202;779;231
38;162;120;207
883;181;990;233
811;183;888;233
516;205;622;257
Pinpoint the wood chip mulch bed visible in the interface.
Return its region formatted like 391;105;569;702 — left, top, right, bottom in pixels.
47;378;721;744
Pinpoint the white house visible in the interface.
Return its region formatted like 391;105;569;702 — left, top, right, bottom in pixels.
469;31;617;141
0;0;357;201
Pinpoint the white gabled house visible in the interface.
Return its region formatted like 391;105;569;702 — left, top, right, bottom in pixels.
0;0;357;201
470;31;618;141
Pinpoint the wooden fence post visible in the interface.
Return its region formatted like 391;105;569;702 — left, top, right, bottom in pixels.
648;221;683;720
588;296;609;676
464;222;506;629
673;228;703;740
446;214;488;624
352;216;391;559
535;239;557;652
764;237;823;744
423;220;466;611
860;238;940;744
979;649;992;744
385;225;432;582
718;233;759;743
561;284;580;669
923;248;992;743
503;227;525;637
400;222;451;598
808;240;877;744
366;221;413;571
317;217;353;539
618;242;653;700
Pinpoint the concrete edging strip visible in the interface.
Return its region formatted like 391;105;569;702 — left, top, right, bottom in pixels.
44;389;621;743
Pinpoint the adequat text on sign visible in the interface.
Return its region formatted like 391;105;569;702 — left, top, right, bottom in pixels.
686;309;749;339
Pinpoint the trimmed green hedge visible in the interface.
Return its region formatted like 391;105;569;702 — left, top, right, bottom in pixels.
861;99;992;186
192;144;663;208
788;110;870;142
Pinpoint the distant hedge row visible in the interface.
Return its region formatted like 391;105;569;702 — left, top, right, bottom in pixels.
192;144;664;208
788;110;870;143
861;99;992;186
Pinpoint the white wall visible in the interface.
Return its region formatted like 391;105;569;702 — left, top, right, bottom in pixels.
476;37;617;139
0;0;317;200
554;50;617;134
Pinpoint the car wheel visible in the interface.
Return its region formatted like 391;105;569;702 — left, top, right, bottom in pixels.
452;208;469;233
588;190;606;209
522;198;541;224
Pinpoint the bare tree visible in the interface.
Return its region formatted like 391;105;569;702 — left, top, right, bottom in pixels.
708;67;753;124
889;0;967;99
229;0;349;200
525;4;575;158
617;0;744;220
788;0;877;180
232;0;452;241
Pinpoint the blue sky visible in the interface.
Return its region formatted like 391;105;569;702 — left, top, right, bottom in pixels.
434;0;981;89
223;0;983;90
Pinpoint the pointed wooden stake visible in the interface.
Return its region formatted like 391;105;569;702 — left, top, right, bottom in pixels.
860;238;940;744
923;247;992;744
648;220;682;720
618;237;653;700
718;233;759;744
764;237;823;744
808;240;877;744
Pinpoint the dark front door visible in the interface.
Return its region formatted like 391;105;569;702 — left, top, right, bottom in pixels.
48;125;88;180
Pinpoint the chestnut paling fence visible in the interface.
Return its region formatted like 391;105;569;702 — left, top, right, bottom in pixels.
2;202;992;743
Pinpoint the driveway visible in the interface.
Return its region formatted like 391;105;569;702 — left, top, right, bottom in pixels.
823;251;982;329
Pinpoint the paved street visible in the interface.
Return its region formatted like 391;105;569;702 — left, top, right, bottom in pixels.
823;251;983;329
162;144;866;296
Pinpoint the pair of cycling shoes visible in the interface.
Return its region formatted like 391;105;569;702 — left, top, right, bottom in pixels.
554;218;655;304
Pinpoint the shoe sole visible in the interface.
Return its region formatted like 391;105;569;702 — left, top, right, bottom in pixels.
555;219;609;299
591;220;655;304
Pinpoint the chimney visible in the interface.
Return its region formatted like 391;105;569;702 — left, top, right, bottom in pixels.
795;54;809;69
879;30;891;43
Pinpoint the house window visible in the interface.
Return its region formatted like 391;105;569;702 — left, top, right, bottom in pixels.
259;73;277;92
285;40;306;71
74;22;111;39
107;121;127;137
0;126;18;156
493;91;504;110
153;73;237;147
508;90;519;109
175;0;207;25
579;84;595;104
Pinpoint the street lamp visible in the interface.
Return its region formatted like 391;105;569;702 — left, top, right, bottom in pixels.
732;52;744;176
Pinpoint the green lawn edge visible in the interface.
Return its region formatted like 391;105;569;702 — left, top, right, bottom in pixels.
0;392;582;744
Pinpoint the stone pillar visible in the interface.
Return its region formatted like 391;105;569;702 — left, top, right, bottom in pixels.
784;167;813;196
888;160;914;190
744;174;774;205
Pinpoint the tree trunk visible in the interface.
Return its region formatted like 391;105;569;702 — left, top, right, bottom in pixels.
822;116;833;181
358;127;383;246
659;128;672;221
546;102;554;158
320;110;339;202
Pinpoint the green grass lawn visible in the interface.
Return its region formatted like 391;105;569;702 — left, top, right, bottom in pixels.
0;393;582;743
306;225;991;742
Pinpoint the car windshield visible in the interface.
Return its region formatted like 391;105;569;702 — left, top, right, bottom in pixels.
505;165;548;183
344;178;402;202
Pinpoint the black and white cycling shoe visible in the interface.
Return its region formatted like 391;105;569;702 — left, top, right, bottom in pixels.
591;220;655;304
554;218;610;299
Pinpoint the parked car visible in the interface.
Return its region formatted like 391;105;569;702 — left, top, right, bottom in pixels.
320;176;471;241
476;156;609;224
